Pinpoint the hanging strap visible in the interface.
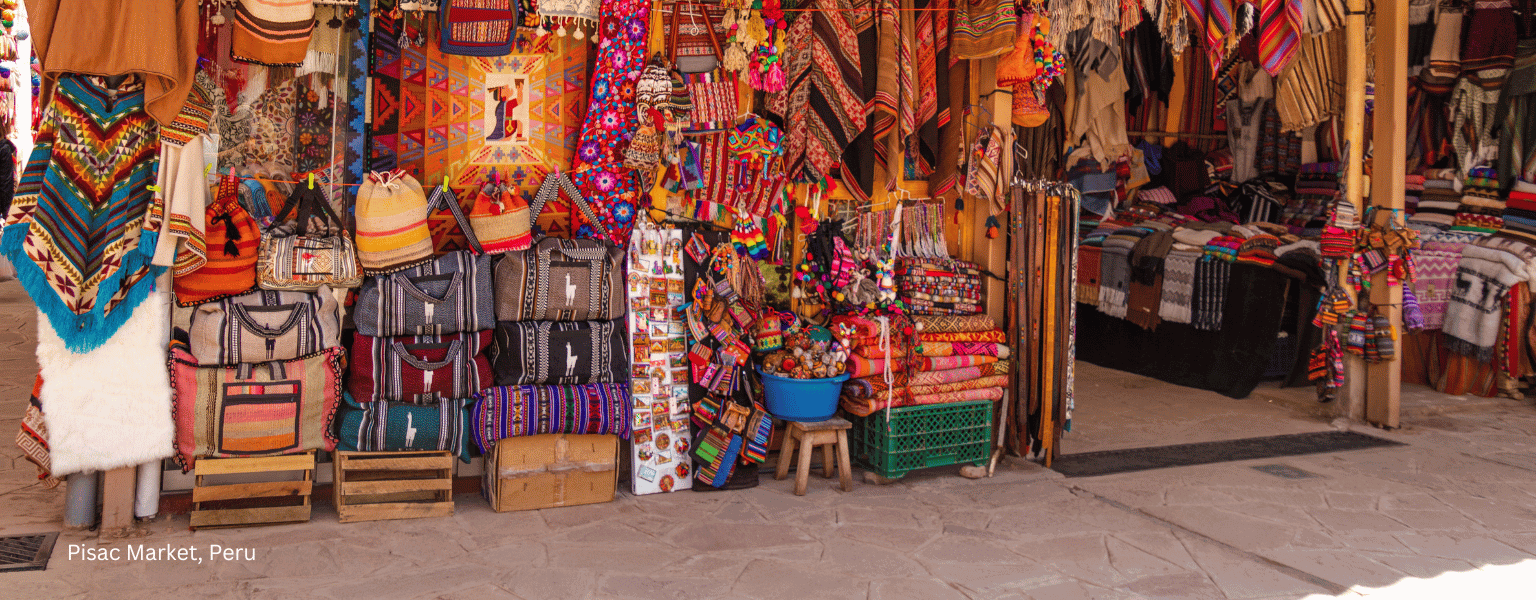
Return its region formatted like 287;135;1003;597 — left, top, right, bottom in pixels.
426;185;486;254
275;183;349;237
528;170;613;242
668;1;724;63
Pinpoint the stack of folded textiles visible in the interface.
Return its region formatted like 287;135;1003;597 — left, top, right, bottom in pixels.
1203;235;1244;262
896;258;983;315
839;315;1012;417
1284;163;1340;230
1452;167;1505;233
1404;174;1425;215
1409;176;1462;230
1505;180;1536;238
1099;227;1154;318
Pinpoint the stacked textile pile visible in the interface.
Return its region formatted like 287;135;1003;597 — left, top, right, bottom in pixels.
339;180;496;463
896;257;983;315
839;315;1011;416
1451;168;1506;233
1404;174;1425;215
1282;162;1340;232
1408;175;1463;230
473;178;633;454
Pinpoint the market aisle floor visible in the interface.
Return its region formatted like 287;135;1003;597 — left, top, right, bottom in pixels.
1066;362;1331;454
2;279;1535;599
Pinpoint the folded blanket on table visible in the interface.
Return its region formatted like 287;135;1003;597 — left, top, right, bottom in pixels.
1077;244;1103;305
918;330;1006;343
913;314;1000;333
910;359;1012;386
841;385;1005;416
1443;244;1527;361
855;341;1010;359
1099;244;1133;318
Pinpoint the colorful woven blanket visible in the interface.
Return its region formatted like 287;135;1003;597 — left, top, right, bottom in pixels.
4;75;165;352
854;341;1010;359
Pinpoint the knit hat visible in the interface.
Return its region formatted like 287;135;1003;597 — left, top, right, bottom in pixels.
356;171;433;272
232;0;317;67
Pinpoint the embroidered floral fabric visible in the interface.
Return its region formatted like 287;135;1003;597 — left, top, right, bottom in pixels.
569;0;649;246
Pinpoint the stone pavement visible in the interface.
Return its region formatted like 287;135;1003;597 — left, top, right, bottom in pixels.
0;280;1534;599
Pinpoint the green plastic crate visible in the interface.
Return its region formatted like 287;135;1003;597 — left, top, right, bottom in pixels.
850;400;994;479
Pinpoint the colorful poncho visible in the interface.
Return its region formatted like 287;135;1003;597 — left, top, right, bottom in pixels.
3;75;165;352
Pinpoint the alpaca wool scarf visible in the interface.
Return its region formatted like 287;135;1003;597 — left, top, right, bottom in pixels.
1191;255;1231;331
36;283;174;477
1098;244;1133;319
3;75;165;352
1444;244;1527;361
1158;248;1201;324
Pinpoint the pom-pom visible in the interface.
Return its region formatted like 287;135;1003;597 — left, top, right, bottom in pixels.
985;214;1001;239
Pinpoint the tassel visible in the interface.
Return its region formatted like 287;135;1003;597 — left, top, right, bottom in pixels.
985;214;1001;239
764;62;785;92
954;196;964;224
723;44;748;72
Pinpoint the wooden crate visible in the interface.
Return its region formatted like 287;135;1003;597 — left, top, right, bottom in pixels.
332;451;455;523
191;451;315;530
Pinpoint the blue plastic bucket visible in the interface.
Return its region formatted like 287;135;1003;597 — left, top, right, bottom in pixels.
757;366;850;422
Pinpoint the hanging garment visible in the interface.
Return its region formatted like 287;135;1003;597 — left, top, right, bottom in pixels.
233;0;317;66
766;0;868;188
3;75;164;352
1274;29;1343;132
1257;0;1302;76
151;75;218;274
25;0;199;126
951;0;1016;59
568;0;650;245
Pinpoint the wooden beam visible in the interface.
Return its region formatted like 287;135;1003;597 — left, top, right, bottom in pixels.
99;467;137;537
1341;0;1370;421
1367;0;1407;429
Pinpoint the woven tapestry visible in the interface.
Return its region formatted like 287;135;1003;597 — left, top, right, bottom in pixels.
372;16;589;212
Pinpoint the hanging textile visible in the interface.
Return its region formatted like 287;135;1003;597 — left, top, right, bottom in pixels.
568;0;650;245
1274;29;1344;132
2;75;165;352
765;0;869;189
1257;0;1302;76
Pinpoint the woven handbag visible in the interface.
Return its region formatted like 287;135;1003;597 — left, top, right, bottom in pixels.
356;170;434;272
175;176;262;306
188;287;342;366
439;0;516;57
471;383;632;453
492;319;630;385
353;251;495;337
349;330;493;403
257;184;364;290
168;346;343;470
494;172;626;321
667;3;738;133
337;394;474;462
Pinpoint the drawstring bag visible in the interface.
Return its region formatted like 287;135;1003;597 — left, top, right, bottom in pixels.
175;176;262;305
356;170;433;273
669;5;738;133
468;180;532;254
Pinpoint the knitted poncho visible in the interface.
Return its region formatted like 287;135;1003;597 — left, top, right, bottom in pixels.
2;75;165;352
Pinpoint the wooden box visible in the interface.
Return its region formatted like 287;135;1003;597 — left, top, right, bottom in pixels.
332;451;455;524
484;434;619;513
191;451;315;530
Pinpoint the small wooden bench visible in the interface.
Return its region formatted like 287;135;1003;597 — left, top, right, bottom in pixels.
773;417;854;495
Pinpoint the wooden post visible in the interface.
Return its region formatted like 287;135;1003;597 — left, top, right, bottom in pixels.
1367;0;1407;428
1341;0;1370;422
99;467;137;537
975;57;1011;325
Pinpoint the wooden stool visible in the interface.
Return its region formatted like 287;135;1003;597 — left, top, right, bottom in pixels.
773;417;854;495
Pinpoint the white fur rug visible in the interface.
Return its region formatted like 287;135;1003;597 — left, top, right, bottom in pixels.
38;283;174;476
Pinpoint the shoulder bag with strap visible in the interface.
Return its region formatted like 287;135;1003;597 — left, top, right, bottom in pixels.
493;171;627;321
257;184;364;290
354;193;495;337
348;329;493;403
491;318;630;385
669;3;738;133
175;175;263;306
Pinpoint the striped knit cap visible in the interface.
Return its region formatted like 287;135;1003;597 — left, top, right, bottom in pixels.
356;171;434;272
233;0;317;67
